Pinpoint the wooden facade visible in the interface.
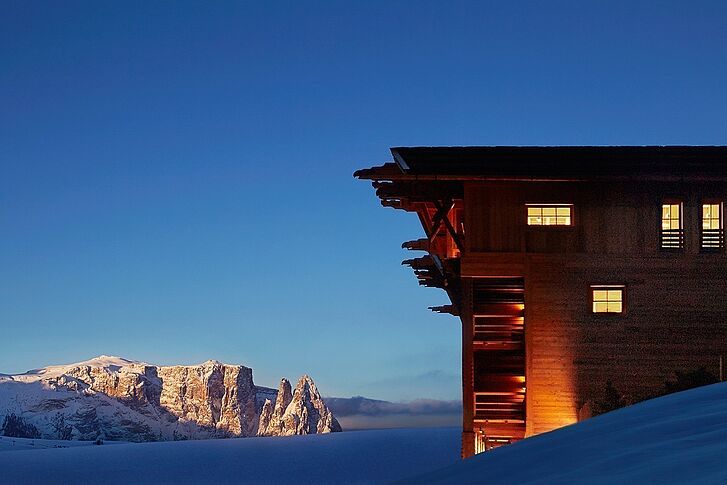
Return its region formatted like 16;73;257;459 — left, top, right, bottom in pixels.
355;146;727;458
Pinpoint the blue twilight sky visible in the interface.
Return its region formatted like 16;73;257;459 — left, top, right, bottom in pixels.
2;2;727;401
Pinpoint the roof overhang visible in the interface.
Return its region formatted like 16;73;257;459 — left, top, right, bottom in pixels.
382;146;727;182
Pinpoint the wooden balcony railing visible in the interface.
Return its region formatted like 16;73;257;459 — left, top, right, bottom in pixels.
474;387;525;423
660;229;684;250
701;229;725;252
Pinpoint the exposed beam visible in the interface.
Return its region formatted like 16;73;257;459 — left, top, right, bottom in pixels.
433;200;465;252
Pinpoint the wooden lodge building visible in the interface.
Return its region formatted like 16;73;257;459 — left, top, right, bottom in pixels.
355;146;727;458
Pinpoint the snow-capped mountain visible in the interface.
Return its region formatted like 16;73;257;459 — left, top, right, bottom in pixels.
0;355;341;441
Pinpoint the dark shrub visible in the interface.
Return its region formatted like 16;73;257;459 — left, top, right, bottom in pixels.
591;380;626;416
664;367;718;395
1;414;40;439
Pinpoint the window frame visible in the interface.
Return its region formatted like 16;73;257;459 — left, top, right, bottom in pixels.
701;201;722;230
701;199;724;253
525;203;575;228
590;285;626;315
660;198;685;251
661;199;683;231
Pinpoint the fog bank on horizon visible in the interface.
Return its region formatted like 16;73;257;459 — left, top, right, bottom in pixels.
326;396;462;430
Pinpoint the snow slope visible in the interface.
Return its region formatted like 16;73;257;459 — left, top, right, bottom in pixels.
403;381;727;484
0;427;460;484
9;356;143;381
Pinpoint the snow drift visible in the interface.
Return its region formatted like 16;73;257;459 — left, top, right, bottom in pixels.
402;381;727;484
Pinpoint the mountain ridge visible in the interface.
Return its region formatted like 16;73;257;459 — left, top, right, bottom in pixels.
0;355;341;442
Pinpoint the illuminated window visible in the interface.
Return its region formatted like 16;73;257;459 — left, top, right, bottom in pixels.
591;286;624;314
702;202;724;251
526;204;572;226
661;203;681;230
661;201;684;250
703;203;722;230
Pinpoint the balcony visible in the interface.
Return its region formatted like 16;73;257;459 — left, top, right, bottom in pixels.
660;229;684;251
701;229;725;252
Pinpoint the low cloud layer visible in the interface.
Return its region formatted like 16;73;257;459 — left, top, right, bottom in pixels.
325;396;462;430
326;396;461;417
355;369;461;402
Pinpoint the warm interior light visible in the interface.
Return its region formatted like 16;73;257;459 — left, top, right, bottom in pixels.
662;203;681;230
526;204;573;226
591;285;624;313
703;203;722;230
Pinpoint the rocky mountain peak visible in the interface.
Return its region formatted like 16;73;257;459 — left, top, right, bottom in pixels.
275;378;293;410
257;374;341;436
0;357;341;442
294;375;318;399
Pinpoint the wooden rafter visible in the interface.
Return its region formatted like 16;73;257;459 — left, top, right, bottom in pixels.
355;162;464;315
433;200;464;252
427;200;452;243
418;200;464;253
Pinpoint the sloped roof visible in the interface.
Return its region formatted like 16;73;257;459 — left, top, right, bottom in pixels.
382;146;727;181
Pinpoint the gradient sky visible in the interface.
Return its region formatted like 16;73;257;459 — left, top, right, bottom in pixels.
2;1;727;401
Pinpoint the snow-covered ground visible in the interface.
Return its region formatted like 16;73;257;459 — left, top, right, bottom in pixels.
4;381;727;484
0;436;127;452
404;381;727;484
0;427;460;484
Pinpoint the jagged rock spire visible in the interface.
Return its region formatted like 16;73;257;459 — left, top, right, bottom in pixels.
257;375;341;436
